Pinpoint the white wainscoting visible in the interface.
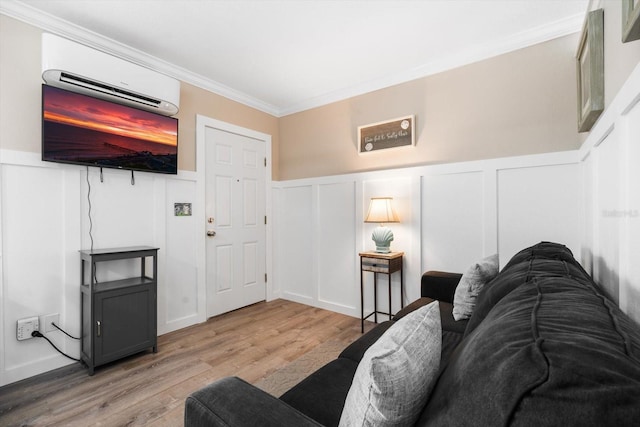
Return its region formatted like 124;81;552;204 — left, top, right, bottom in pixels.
273;150;582;320
497;163;582;267
422;171;485;273
0;151;199;386
624;103;640;322
163;176;199;331
317;181;357;311
0;161;76;386
580;63;640;324
278;185;315;303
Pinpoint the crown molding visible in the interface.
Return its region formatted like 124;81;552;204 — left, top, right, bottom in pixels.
2;1;584;118
0;0;281;116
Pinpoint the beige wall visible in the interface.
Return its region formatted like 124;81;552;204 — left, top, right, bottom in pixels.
0;16;280;178
279;34;582;180
176;82;279;174
0;16;42;155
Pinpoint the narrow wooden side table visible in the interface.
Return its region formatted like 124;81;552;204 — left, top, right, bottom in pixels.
359;251;404;333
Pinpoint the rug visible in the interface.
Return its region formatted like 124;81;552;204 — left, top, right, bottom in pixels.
254;339;346;397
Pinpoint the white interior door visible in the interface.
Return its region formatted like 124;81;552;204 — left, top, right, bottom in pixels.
205;126;266;317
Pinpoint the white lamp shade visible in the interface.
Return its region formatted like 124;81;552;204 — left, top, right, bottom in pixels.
364;197;399;223
365;197;399;253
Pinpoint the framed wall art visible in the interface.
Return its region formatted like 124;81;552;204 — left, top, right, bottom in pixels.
622;0;640;42
358;115;415;154
576;9;604;133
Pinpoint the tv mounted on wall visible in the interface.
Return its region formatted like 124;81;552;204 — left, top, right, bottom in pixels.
42;84;178;174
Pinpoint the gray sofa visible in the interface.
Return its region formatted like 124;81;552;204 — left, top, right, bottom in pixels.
185;242;640;426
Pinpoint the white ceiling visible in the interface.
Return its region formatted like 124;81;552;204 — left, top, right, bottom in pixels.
3;0;589;116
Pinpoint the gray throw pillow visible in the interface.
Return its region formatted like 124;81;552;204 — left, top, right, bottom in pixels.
452;253;499;321
338;301;442;427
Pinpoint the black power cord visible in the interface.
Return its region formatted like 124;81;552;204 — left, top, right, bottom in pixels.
52;322;80;340
31;331;80;362
86;166;94;253
86;166;98;284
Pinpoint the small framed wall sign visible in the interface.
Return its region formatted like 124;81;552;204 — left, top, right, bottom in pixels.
576;9;604;133
622;0;640;42
358;115;415;154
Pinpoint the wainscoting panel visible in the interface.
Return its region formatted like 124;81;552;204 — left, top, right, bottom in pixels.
622;102;640;321
497;163;582;267
163;178;198;332
279;185;315;302
80;169;157;281
581;154;594;275
0;163;71;385
593;129;622;303
317;182;357;311
422;171;485;273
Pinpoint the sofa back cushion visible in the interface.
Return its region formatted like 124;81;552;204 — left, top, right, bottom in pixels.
464;242;585;336
418;242;640;426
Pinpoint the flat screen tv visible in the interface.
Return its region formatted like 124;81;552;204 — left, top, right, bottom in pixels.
42;84;178;174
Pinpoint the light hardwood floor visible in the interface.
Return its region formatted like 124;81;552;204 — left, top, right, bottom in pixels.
0;299;365;426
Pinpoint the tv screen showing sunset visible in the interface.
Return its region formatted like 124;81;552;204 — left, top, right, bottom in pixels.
42;84;178;174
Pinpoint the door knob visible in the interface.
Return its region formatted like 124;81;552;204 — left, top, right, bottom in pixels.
207;230;216;237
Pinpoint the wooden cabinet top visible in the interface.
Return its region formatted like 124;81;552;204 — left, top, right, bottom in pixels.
359;251;404;260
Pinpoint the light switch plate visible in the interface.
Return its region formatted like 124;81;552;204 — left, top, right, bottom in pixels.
43;313;59;333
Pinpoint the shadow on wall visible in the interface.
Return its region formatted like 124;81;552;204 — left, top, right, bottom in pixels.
580;246;593;279
581;250;639;329
624;280;640;328
581;247;621;306
595;255;620;305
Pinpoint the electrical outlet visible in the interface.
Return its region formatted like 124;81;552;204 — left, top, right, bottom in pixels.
17;317;39;341
43;313;60;333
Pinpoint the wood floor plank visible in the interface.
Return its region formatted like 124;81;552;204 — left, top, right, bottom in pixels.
0;299;365;426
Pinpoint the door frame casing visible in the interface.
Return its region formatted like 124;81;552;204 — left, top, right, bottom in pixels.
195;115;273;322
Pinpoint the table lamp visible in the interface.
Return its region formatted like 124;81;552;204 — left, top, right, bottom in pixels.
364;197;399;253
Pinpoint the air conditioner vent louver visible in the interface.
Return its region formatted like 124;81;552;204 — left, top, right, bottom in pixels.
59;72;162;107
42;34;180;116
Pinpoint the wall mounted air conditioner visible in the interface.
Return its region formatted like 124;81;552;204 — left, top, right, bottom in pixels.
42;33;180;116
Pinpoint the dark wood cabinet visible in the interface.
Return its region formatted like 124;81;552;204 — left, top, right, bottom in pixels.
80;246;158;375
